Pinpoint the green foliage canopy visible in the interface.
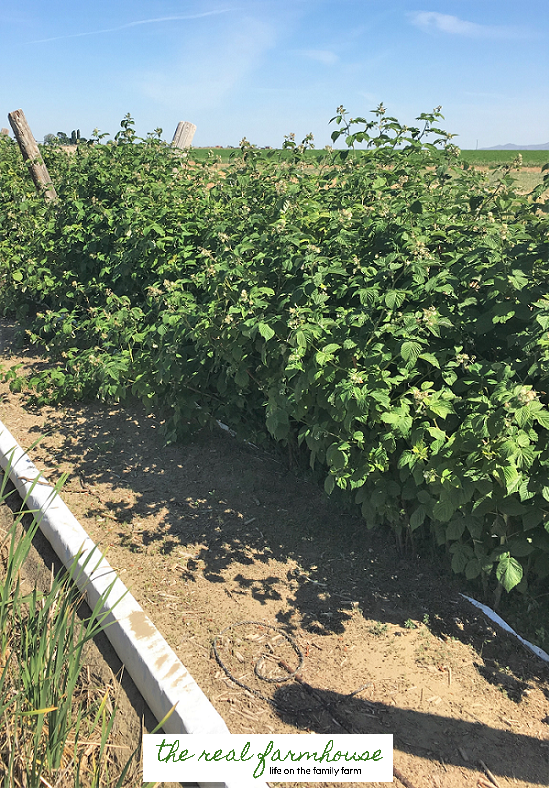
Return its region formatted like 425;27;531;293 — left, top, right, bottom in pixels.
1;108;549;598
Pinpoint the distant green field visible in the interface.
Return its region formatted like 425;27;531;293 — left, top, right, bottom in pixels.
187;147;235;163
189;146;549;169
459;149;549;168
187;147;328;164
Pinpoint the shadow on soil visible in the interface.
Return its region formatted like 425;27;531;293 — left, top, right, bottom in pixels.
273;682;548;784
8;391;549;785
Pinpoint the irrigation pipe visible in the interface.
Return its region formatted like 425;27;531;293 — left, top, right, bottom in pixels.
460;594;549;664
0;419;267;788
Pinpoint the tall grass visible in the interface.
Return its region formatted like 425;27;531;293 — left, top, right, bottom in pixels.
0;461;145;787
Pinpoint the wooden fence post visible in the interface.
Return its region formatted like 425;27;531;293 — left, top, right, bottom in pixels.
172;121;196;150
8;109;57;200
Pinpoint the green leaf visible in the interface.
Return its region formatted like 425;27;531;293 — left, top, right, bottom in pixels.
501;464;521;495
465;557;482;580
518;479;535;502
143;222;166;237
427;400;454;419
516;431;530;448
508;270;528;290
446;517;466;540
433;499;456;523
326;442;349;471
315;351;330;366
515;406;534;428
324;474;335;495
258;322;275;340
419;352;440;368
508;537;535;557
398;450;416;469
451;543;473;574
409;505;426;531
358;288;377;306
522;508;543;530
417;490;432;505
400;341;422;364
497;497;526;516
534;408;549;430
385;290;406;310
266;410;289;440
442;369;458;386
427;426;446;441
322;343;341;354
234;368;249;387
12;271;23;282
469;195;483;212
496;553;523;592
381;411;412;436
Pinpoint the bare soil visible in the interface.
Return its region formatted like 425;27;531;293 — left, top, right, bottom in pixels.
0;319;548;788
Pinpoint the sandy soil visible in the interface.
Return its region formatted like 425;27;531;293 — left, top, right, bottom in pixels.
0;318;548;788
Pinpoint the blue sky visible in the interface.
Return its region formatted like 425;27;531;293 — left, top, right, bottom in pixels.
2;1;548;149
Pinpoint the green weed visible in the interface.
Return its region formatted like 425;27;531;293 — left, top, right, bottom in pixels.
369;622;389;636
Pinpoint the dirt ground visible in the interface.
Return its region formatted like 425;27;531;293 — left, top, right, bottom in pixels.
0;318;548;788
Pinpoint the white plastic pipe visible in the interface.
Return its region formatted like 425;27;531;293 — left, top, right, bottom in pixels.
461;594;549;663
0;420;268;788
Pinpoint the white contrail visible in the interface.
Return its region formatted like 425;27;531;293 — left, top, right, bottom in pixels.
26;9;232;45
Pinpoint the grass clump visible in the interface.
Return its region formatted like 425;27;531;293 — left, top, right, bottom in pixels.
0;466;142;787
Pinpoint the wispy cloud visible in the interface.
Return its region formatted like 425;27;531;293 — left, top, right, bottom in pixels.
299;49;339;66
138;15;277;112
26;9;232;45
408;11;526;40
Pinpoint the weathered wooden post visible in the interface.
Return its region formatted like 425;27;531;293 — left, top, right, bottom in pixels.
7;109;57;200
172;121;196;150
